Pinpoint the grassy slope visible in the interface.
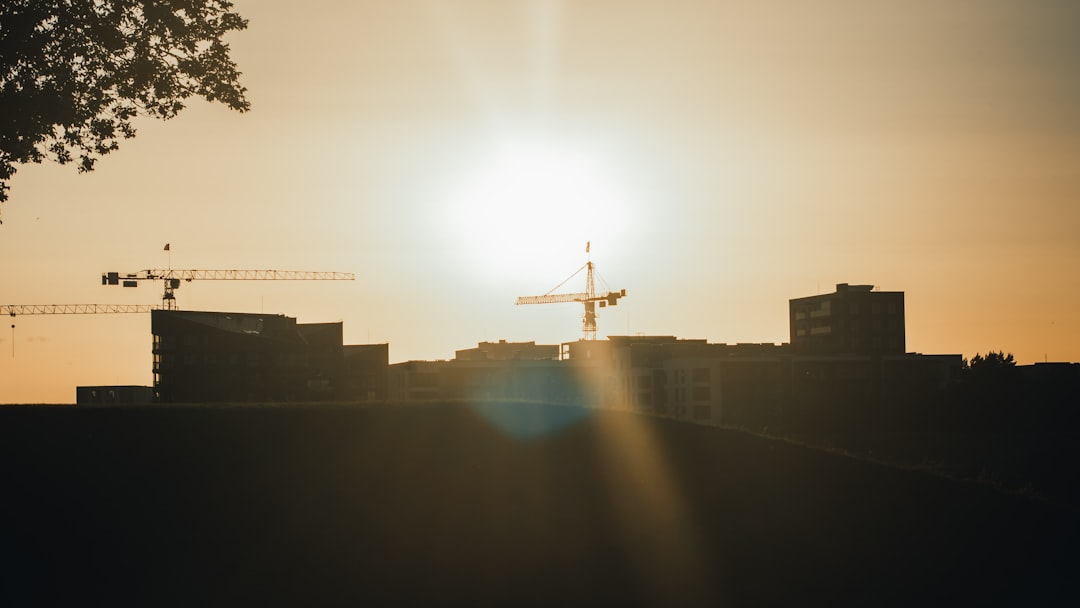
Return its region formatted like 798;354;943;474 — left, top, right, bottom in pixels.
1;403;1076;606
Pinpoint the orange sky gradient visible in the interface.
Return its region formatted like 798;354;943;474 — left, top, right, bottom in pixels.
2;0;1078;403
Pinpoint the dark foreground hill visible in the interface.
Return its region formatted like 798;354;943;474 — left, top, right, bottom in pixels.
1;403;1076;607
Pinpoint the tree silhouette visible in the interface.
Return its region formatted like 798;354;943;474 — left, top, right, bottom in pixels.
965;351;1020;407
0;0;250;207
967;351;1016;371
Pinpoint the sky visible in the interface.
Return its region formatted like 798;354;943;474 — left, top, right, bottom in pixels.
1;0;1078;403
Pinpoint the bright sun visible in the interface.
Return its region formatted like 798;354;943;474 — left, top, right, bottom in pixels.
443;135;632;277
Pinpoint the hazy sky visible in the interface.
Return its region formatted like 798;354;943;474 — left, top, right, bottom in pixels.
2;0;1078;403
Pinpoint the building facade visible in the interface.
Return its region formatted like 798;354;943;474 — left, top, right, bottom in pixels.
790;283;905;355
454;340;559;362
343;343;390;401
151;310;386;403
141;282;957;411
76;385;154;406
388;341;595;405
603;337;790;424
384;331;959;427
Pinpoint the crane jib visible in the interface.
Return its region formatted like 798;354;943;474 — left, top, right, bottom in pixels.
101;269;356;309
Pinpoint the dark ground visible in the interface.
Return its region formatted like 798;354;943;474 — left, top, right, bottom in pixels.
1;403;1076;607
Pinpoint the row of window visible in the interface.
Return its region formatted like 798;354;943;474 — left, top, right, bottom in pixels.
634;385;712;406
794;300;901;319
796;318;901;335
157;353;311;368
848;302;900;315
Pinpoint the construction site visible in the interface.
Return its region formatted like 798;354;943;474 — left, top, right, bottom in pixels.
2;247;969;423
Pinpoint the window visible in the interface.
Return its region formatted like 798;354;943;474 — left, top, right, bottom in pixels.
810;301;832;317
692;368;710;382
692;386;711;401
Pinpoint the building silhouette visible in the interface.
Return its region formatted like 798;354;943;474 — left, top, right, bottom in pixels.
343;344;390;401
80;282;970;410
383;282;958;426
75;385;154;405
454;340;560;362
790;283;905;355
151;310;386;403
389;340;594;405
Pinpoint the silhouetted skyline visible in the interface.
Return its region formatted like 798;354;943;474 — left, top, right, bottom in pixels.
2;0;1079;403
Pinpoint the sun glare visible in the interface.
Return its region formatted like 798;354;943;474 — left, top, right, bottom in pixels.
443;135;632;277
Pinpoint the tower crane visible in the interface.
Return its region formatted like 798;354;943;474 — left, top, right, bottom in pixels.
102;269;356;309
515;243;626;341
